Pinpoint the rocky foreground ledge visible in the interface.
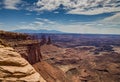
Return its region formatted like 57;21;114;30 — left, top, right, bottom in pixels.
0;45;46;82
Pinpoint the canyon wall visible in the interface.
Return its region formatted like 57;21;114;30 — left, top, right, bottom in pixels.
0;45;46;82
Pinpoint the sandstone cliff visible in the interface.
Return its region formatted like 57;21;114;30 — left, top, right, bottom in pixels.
0;45;46;82
33;61;70;82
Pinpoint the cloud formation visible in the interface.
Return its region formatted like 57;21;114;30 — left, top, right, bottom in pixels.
1;0;120;15
34;21;44;26
35;0;120;15
4;0;22;10
45;22;120;34
36;18;56;24
102;13;120;23
13;18;56;30
0;0;120;34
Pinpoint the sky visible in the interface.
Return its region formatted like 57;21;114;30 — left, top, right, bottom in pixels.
0;0;120;34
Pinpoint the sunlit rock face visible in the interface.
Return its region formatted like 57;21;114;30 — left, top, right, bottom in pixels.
33;61;71;82
0;45;46;82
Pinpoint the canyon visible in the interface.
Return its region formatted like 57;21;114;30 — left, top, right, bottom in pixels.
0;30;120;82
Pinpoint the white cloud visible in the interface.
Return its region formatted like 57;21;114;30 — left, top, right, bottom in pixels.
34;21;44;26
51;22;120;34
11;14;120;34
68;7;120;15
102;13;120;23
25;13;31;15
3;19;55;31
35;0;120;15
2;0;120;15
3;19;120;34
36;18;56;24
4;0;21;10
35;0;60;11
15;22;44;30
95;13;120;29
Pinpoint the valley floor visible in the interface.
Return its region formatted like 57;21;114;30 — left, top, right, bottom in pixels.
41;44;120;82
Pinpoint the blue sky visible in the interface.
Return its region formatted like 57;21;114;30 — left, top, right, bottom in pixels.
0;0;120;34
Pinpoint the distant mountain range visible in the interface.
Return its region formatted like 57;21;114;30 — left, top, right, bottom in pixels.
12;29;64;33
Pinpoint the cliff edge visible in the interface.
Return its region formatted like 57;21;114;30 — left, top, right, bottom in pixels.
0;45;46;82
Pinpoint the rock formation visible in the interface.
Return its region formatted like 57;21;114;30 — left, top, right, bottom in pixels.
47;36;52;45
33;61;70;82
0;45;46;82
40;35;47;46
27;43;42;65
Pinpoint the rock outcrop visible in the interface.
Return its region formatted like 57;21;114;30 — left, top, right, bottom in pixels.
0;45;46;82
33;61;70;82
27;43;42;65
47;36;52;45
40;35;47;46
